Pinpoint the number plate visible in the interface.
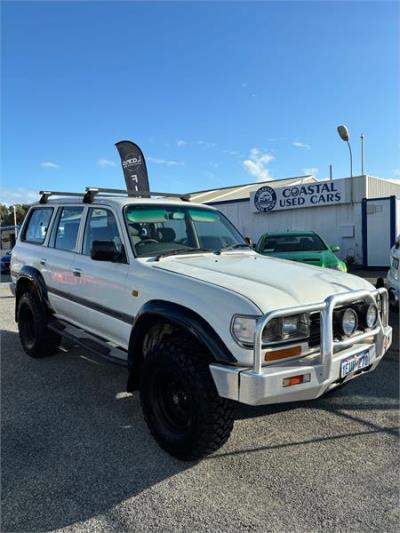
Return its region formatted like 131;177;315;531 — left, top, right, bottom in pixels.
393;257;399;269
340;350;370;378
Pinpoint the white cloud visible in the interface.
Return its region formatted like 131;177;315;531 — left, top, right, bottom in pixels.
41;161;60;169
243;148;274;182
97;159;116;168
303;167;319;176
176;139;187;147
1;187;38;206
223;149;240;156
148;157;184;167
292;141;311;150
196;140;216;148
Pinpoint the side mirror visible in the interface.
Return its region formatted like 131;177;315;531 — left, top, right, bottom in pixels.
330;245;340;253
245;236;255;248
91;240;126;262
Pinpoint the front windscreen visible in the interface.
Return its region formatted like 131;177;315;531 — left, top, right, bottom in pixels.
124;204;246;257
262;234;327;253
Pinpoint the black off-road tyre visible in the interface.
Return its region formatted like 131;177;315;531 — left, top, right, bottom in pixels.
140;333;235;460
17;290;61;358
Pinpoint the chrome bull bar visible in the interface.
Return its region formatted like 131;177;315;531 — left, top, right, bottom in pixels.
252;288;389;377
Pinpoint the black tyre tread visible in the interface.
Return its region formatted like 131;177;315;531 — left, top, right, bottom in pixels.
17;290;60;358
140;333;234;460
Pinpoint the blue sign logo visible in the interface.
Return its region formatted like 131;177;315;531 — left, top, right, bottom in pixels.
254;186;277;212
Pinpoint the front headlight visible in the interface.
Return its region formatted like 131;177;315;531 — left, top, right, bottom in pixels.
262;314;310;344
231;313;310;346
327;261;347;272
231;316;257;345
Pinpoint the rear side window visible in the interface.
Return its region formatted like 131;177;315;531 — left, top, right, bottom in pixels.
54;207;84;252
82;208;122;256
23;208;53;244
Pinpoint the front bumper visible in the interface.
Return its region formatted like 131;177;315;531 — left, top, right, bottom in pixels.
210;288;392;406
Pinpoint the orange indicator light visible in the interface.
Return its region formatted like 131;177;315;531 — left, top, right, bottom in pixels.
265;345;301;362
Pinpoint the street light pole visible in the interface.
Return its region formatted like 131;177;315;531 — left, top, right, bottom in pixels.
346;139;353;179
360;133;364;175
13;205;18;239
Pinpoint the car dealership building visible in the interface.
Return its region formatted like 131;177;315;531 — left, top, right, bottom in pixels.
190;174;400;268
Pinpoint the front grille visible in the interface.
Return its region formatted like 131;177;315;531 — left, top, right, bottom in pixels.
309;313;321;347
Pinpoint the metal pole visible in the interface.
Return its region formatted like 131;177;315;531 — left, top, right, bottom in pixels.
346;140;353;178
13;205;18;238
329;164;333;180
360;133;364;175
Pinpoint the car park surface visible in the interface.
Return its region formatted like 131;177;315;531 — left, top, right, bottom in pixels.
1;273;398;533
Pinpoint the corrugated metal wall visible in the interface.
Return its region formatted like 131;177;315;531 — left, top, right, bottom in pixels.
367;176;400;199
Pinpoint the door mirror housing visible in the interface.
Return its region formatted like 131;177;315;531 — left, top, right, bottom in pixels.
91;241;126;262
330;245;340;253
245;236;255;248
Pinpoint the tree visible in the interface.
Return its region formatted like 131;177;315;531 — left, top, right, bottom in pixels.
0;204;30;226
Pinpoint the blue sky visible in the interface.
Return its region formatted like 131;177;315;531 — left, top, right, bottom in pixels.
2;0;399;204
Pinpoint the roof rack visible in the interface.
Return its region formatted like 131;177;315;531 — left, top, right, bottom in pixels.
85;187;190;202
39;191;84;204
39;187;190;204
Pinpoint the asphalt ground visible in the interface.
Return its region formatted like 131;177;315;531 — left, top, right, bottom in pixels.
1;273;399;533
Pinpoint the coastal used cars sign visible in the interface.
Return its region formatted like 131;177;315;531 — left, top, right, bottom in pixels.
252;179;348;213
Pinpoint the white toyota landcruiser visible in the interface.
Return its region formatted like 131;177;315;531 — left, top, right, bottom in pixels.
10;187;392;460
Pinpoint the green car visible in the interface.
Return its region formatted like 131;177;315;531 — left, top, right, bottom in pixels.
256;231;347;272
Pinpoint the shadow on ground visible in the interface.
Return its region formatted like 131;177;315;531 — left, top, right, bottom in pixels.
1;330;193;532
2;324;398;532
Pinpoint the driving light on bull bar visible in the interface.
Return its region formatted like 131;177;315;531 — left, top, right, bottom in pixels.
366;303;378;328
341;308;358;336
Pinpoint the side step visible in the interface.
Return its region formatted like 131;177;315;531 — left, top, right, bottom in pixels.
49;318;128;367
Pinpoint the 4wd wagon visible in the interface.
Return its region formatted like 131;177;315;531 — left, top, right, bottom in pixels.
10;187;392;460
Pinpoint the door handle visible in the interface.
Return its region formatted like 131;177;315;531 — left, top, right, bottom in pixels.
73;268;82;277
40;258;47;266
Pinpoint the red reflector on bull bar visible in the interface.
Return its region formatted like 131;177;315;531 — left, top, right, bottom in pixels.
282;373;311;387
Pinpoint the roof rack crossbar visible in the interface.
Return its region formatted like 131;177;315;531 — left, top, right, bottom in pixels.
85;187;190;202
39;191;85;204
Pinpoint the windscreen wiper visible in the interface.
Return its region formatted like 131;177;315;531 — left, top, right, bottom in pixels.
155;248;213;261
215;243;252;254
